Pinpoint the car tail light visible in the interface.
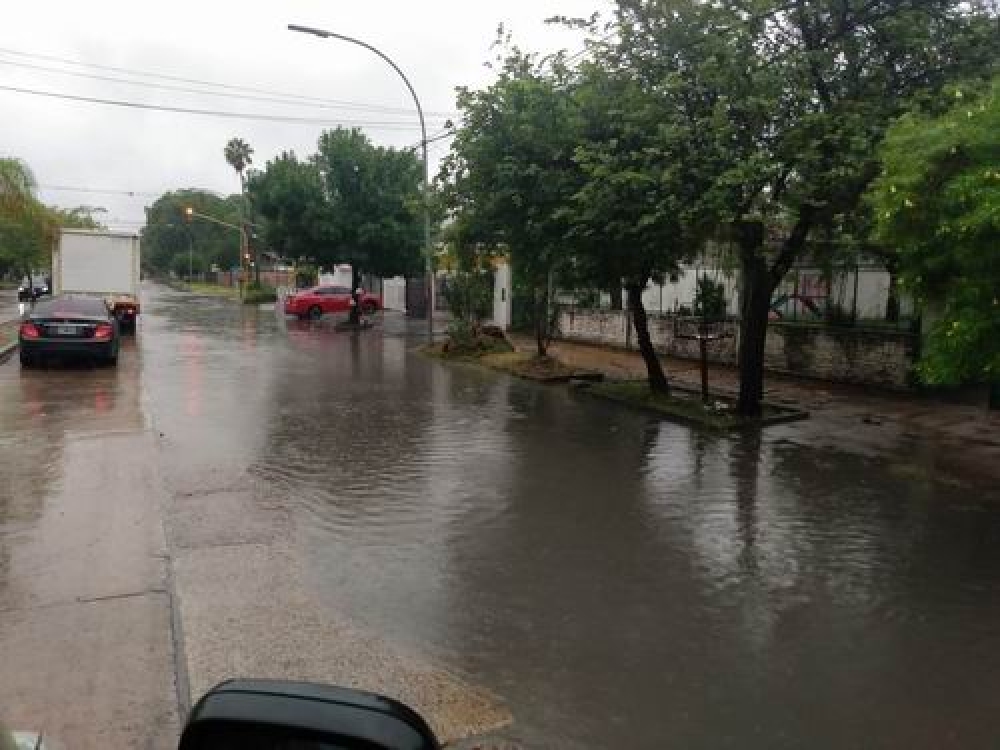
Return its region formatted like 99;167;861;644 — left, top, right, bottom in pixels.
19;322;41;339
93;323;114;340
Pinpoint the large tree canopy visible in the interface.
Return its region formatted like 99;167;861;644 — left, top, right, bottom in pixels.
248;128;423;282
591;0;997;413
869;80;1000;384
313;128;423;280
439;47;582;356
142;189;243;275
566;53;716;391
0;157;108;278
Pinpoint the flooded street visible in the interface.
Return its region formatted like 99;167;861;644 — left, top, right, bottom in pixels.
3;282;1000;748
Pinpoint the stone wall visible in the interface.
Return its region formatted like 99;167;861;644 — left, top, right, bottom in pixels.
557;309;917;388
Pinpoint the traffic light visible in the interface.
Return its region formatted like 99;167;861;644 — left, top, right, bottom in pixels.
184;206;194;223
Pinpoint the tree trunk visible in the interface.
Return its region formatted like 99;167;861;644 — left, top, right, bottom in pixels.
627;283;669;394
885;258;900;323
348;266;362;326
736;227;773;417
608;284;622;311
534;283;548;358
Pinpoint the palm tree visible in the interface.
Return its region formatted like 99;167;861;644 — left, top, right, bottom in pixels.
224;138;255;283
224;138;254;188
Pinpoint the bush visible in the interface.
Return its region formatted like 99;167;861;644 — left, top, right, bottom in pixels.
693;277;727;320
243;282;277;305
295;265;318;289
442;319;513;357
574;289;601;309
443;271;492;322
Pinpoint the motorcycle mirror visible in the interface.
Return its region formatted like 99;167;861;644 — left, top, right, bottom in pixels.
178;680;440;750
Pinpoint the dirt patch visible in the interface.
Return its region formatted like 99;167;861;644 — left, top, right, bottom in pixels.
581;380;807;429
478;352;602;383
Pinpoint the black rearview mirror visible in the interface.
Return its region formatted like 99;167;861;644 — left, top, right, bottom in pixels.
178;680;440;750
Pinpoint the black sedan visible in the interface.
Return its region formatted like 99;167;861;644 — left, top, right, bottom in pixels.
17;274;50;302
19;295;120;367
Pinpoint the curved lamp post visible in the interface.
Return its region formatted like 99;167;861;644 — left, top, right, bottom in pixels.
288;24;434;341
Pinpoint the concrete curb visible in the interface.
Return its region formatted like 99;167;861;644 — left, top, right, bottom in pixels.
0;339;17;363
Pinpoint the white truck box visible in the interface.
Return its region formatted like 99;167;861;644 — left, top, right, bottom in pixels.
52;229;141;328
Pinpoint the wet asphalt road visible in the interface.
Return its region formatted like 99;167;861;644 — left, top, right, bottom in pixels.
2;282;1000;749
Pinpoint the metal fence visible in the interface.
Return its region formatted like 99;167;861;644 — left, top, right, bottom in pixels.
560;262;918;332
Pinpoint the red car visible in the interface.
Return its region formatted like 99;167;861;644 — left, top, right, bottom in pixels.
283;285;381;320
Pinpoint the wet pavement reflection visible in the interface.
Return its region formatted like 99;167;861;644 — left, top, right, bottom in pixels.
5;282;1000;748
137;285;1000;749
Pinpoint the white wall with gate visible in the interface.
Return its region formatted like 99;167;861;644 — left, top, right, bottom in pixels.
382;276;407;312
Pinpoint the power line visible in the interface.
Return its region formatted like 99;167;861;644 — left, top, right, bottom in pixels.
0;46;458;118
40;184;160;197
406;129;455;151
0;57;460;118
0;83;449;129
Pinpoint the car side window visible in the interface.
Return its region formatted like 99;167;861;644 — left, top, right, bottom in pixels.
331;287;351;296
315;287;334;296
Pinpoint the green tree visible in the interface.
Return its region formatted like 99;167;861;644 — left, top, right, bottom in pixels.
566;57;717;392
440;45;582;356
142;189;242;274
313;128;423;307
0;157;37;218
49;205;106;230
0;160;112;279
869;80;1000;384
0;212;47;279
248;129;423;323
0;158;55;279
604;0;996;414
246;152;326;263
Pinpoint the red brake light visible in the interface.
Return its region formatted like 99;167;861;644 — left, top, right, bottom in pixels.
19;322;40;340
93;323;114;340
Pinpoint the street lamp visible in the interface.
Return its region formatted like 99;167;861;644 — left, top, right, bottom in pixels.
288;23;435;342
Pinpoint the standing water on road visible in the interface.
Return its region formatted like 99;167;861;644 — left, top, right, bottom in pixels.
81;286;1000;747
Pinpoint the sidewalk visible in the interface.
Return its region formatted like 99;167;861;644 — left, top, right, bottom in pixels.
0;288;20;325
511;334;1000;488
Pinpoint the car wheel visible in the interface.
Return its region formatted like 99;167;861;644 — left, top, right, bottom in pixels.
19;350;34;367
308;305;323;320
361;300;377;316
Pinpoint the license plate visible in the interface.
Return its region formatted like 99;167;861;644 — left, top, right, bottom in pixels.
55;325;77;336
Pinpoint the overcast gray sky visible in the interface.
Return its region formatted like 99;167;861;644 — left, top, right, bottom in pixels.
0;0;609;231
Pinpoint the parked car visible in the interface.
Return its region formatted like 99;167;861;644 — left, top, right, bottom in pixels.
17;274;50;302
18;295;120;367
283;285;381;320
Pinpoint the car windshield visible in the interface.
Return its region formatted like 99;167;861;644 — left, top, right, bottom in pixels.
3;3;999;750
32;296;106;317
